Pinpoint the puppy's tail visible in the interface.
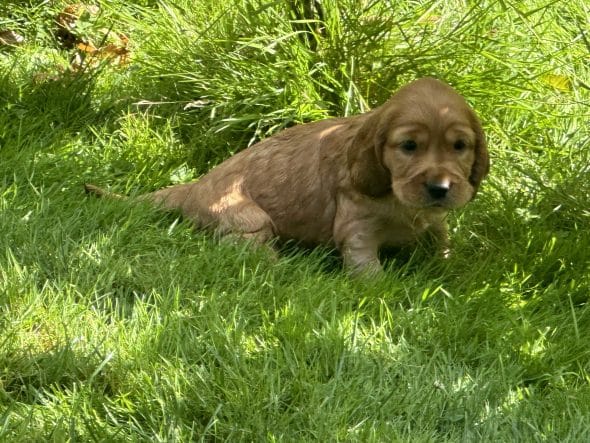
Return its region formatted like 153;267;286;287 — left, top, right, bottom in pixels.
84;183;126;200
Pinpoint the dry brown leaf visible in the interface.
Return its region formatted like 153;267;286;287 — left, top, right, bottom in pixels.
76;41;98;53
71;37;130;70
56;5;80;28
101;42;130;65
118;33;129;46
56;3;99;29
0;30;25;46
54;4;131;70
55;3;100;49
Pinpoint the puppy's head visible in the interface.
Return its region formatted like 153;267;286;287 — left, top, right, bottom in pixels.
349;77;489;209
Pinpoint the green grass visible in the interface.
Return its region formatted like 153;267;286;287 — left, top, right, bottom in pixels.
1;0;590;440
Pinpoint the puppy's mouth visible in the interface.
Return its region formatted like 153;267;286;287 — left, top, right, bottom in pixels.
392;176;472;210
392;187;467;210
426;201;448;208
420;199;457;211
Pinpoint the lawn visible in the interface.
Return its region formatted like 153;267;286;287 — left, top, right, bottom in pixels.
1;0;589;441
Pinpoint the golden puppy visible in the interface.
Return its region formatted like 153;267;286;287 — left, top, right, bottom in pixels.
86;78;488;274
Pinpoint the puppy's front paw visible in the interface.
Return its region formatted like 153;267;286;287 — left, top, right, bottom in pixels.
345;258;383;278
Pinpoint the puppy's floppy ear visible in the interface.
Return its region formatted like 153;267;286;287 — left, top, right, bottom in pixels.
347;107;391;197
468;110;489;196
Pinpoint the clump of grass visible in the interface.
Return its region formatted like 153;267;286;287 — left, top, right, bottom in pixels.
1;0;590;440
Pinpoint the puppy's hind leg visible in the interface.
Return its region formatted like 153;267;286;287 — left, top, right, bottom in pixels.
218;199;277;245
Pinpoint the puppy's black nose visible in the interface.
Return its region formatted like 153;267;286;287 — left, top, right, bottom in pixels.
426;182;450;200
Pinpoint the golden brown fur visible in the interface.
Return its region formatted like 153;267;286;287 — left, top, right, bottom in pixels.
87;78;489;274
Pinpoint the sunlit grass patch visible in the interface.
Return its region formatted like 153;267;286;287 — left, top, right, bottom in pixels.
1;0;589;440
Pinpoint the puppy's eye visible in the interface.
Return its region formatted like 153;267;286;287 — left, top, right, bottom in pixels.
454;140;467;151
400;140;418;152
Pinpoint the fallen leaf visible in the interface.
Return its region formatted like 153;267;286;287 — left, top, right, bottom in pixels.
0;30;25;46
55;3;100;49
184;99;212;110
541;73;572;92
101;42;130;64
77;41;98;53
53;4;131;71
